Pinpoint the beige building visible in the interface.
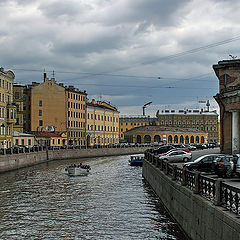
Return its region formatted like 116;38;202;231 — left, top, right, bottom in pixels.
86;99;119;146
14;73;88;146
0;68;16;148
66;86;87;146
30;75;66;132
119;116;157;141
13;132;35;146
157;109;219;143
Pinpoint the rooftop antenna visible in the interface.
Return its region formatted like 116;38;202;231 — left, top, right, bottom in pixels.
229;54;237;59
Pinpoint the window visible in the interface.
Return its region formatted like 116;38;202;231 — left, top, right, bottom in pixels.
39;100;42;106
28;139;31;145
39;120;43;126
15;92;19;99
39;110;42;116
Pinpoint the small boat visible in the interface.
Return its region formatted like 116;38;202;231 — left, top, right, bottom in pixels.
129;155;144;166
65;164;91;176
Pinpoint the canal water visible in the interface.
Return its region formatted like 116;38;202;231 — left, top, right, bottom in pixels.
0;155;188;240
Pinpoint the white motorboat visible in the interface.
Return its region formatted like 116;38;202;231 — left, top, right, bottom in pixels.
67;167;90;176
65;164;91;176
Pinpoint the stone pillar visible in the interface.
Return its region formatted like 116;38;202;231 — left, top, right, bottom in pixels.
232;111;240;154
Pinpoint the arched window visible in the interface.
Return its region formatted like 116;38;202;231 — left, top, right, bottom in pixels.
190;136;194;144
144;135;151;143
174;135;178;143
168;135;173;144
136;135;141;144
154;135;161;143
201;136;205;143
185;136;189;144
180;135;184;143
196;136;200;143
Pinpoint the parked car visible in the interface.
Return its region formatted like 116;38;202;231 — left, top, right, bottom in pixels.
184;144;197;151
152;145;175;155
158;150;192;163
183;154;224;172
234;154;240;177
212;155;237;178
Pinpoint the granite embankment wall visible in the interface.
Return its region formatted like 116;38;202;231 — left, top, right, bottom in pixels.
0;147;148;173
142;159;240;240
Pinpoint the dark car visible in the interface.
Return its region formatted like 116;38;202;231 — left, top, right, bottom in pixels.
213;155;237;178
183;154;223;172
152;145;175;155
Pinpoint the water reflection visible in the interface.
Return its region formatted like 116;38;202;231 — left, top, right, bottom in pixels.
0;155;188;240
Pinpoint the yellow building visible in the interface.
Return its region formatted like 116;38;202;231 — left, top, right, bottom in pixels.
124;125;208;144
86;99;119;146
30;75;66;132
66;86;87;146
157;109;219;143
0;68;16;148
119;116;157;141
16;73;88;147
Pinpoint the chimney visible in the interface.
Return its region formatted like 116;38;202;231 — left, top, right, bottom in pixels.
43;72;47;82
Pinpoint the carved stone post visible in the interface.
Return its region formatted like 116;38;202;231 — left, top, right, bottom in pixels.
194;172;201;194
214;179;222;206
172;165;177;181
164;161;169;175
182;167;187;186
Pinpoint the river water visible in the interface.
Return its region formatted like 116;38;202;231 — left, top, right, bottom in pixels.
0;155;188;240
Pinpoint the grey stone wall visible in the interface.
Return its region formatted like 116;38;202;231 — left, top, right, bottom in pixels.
0;147;148;173
142;160;240;240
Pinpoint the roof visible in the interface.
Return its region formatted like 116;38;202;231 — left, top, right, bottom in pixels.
158;110;218;116
125;125;207;135
87;102;118;112
35;132;66;138
120;117;157;122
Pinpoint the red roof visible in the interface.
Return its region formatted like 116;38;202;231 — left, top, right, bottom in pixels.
35;132;65;138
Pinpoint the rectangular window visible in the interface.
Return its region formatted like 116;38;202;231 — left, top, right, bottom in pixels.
39;110;42;116
39;100;42;106
21;139;24;146
39;120;43;126
28;139;31;145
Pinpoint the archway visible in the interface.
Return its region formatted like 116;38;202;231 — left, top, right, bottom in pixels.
154;135;161;143
168;135;173;144
180;135;184;144
136;135;142;144
185;136;189;144
201;136;205;143
144;135;151;143
190;136;194;144
174;135;178;144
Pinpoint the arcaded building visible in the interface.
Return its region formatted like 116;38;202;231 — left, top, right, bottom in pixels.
213;59;240;153
157;109;219;143
124;125;208;144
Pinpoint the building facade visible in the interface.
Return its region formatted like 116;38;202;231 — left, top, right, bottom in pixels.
124;125;208;144
119;116;157;141
213;59;240;153
86;99;119;146
14;74;88;147
0;68;16;148
66;86;87;146
157;109;219;143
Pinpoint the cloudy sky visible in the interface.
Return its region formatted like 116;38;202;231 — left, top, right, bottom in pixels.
1;0;240;116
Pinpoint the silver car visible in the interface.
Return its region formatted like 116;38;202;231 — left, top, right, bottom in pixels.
158;150;192;163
